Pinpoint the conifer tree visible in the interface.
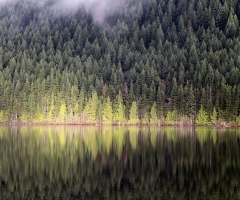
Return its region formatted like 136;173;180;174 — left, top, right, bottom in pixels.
33;105;45;123
83;90;98;123
57;102;67;123
0;110;8;123
125;82;134;118
210;107;217;124
150;102;158;124
156;83;165;118
164;110;178;124
170;77;178;111
141;111;149;124
195;106;209;125
0;0;240;124
113;91;125;124
128;101;139;124
102;96;113;124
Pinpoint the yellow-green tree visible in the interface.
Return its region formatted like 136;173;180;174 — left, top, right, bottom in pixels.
236;116;240;125
20;111;28;123
141;111;149;124
210;107;217;124
0;110;8;123
73;102;80;122
128;101;139;124
57;102;66;123
48;105;54;123
102;96;113;124
164;110;177;124
83;90;98;123
195;106;210;125
33;105;45;123
113;91;125;124
47;92;55;123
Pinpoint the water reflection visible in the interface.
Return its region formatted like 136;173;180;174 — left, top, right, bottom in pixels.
0;126;240;199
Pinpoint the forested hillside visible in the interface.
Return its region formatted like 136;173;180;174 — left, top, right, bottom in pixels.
0;0;240;125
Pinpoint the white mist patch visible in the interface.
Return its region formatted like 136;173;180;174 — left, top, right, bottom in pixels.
54;0;127;24
0;0;15;5
0;0;130;24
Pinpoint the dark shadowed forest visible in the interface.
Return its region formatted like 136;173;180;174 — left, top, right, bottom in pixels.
0;0;240;125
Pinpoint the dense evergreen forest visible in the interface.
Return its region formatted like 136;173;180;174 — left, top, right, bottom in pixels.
1;0;240;125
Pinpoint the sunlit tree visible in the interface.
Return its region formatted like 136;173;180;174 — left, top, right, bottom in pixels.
128;101;139;124
195;106;210;125
102;96;113;124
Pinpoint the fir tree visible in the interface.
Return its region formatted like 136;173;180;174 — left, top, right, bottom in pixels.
195;106;209;125
102;96;113;124
150;102;158;124
210;107;217;124
128;101;139;124
113;91;125;124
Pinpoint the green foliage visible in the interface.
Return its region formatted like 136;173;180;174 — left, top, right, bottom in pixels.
0;0;240;124
141;111;149;124
83;91;98;123
128;101;139;124
33;106;45;123
102;96;113;124
20;112;29;123
156;84;165;118
236;116;240;125
47;106;55;123
210;107;217;124
164;110;178;124
195;106;210;125
150;102;158;124
57;103;67;123
113;91;125;124
0;110;8;123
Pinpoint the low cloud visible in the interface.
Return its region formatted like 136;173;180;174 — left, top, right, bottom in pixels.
55;0;123;23
0;0;129;24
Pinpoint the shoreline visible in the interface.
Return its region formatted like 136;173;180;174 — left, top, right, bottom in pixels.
1;122;240;128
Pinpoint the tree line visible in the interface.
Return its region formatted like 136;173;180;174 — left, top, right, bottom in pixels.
0;0;240;125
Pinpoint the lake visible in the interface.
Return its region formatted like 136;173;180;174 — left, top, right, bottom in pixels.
0;126;240;199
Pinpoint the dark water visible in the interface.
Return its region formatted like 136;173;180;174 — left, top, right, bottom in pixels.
0;126;240;199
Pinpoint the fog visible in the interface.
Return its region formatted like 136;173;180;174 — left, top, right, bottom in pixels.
56;0;127;23
0;0;129;24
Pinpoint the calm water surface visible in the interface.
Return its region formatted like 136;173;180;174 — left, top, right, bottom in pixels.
0;126;240;199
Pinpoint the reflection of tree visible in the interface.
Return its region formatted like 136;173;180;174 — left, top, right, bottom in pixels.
164;127;178;141
128;127;138;150
0;126;240;199
101;126;113;155
82;127;98;159
113;127;125;158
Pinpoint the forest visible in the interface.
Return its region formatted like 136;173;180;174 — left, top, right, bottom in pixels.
0;0;240;125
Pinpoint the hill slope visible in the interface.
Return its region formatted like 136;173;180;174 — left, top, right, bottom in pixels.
0;0;240;124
